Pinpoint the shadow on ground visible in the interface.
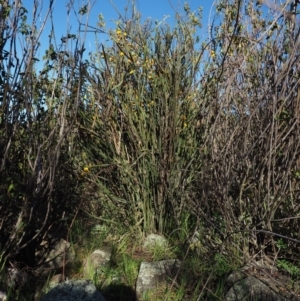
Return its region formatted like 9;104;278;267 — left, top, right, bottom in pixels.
101;283;137;301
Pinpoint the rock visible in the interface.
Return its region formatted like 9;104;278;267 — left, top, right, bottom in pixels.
36;238;75;273
188;231;203;253
40;279;106;301
90;225;108;236
83;249;111;277
7;267;29;288
225;274;285;301
225;270;294;301
136;259;181;300
143;234;168;250
48;274;65;289
0;291;6;301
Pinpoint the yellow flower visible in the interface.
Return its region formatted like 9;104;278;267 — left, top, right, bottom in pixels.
211;50;215;58
120;52;124;56
116;29;127;40
83;167;89;172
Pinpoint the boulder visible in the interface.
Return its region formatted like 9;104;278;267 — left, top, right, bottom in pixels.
143;233;169;250
40;279;106;301
136;259;181;300
35;238;75;273
225;272;285;301
83;249;111;277
225;267;300;301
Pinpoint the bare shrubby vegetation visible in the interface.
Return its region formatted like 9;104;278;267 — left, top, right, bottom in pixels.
0;0;300;299
196;0;300;261
0;0;88;270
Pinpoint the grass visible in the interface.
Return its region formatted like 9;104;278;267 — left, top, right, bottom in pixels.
2;213;280;301
51;218;233;301
4;215;298;301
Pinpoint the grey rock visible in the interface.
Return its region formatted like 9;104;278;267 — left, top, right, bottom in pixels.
136;259;181;300
0;291;6;301
36;238;75;273
40;279;106;301
47;274;65;289
7;267;29;288
188;231;206;254
143;234;168;250
225;271;288;301
90;225;108;236
83;249;111;277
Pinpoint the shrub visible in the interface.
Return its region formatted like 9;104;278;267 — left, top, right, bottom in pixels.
78;6;205;235
0;0;89;269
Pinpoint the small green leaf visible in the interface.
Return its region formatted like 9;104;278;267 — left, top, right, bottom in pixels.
7;183;14;193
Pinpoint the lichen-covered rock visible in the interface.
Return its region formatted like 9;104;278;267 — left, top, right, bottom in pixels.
36;238;75;273
83;249;111;277
225;269;295;301
136;259;181;300
143;234;169;250
225;274;285;301
40;279;106;301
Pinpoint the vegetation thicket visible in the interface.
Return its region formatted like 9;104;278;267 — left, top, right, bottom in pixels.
0;0;300;299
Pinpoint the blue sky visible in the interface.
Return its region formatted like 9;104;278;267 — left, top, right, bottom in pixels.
21;0;216;59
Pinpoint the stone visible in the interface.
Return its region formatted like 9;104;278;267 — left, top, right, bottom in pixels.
143;234;169;250
90;225;108;236
0;291;6;301
225;274;285;301
7;267;29;288
225;270;293;301
188;231;203;253
83;249;111;277
136;259;181;300
36;238;75;273
48;274;65;289
40;279;106;301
